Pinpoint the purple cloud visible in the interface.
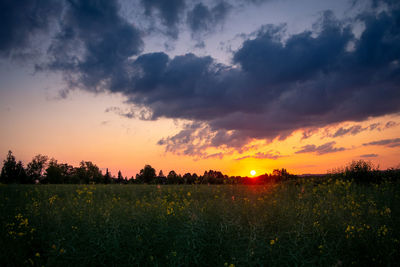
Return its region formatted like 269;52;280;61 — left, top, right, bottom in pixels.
295;141;346;155
363;138;400;148
360;154;378;158
235;151;282;161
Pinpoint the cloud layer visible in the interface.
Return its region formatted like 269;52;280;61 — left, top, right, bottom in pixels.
0;0;62;57
140;7;400;154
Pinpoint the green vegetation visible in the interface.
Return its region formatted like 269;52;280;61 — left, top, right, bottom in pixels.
1;180;399;266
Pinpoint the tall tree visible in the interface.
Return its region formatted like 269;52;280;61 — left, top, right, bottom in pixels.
183;173;193;184
76;161;103;184
1;150;26;183
138;164;156;183
15;161;28;183
167;170;180;184
26;154;48;183
44;158;74;184
104;168;112;184
117;170;124;183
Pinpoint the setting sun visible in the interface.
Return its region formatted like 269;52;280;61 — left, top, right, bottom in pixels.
250;170;256;176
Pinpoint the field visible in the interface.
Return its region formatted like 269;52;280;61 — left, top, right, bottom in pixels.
1;179;399;266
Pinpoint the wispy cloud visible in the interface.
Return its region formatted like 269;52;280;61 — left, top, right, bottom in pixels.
332;125;365;138
295;141;346;155
235;151;282;161
385;121;399;129
363;138;400;148
327;120;399;139
105;106;153;120
360;154;378;158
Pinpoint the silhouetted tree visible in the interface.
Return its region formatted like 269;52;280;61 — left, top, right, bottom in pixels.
137;164;156;183
16;161;28;183
104;168;112;184
167;170;180;184
192;173;199;184
203;170;224;184
272;169;281;176
26;154;48;183
117;170;125;183
44;158;74;184
76;161;103;184
272;168;291;181
1;151;17;183
183;173;193;184
157;170;167;184
344;160;376;183
1;151;27;183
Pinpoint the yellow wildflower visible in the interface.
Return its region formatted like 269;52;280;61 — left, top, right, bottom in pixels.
20;218;28;227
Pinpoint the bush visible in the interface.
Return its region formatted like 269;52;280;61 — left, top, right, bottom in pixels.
343;160;375;182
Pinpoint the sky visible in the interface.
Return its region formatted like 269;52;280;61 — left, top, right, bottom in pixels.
0;0;399;177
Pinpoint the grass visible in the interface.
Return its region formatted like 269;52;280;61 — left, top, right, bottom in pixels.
1;179;399;266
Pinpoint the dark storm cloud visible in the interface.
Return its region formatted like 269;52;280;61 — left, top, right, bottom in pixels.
138;0;259;39
118;5;399;155
186;2;231;35
127;52;252;121
43;0;143;92
295;141;346;155
233;11;353;84
363;138;400;147
140;0;185;38
0;0;62;57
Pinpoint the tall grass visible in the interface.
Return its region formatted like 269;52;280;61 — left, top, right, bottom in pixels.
1;179;399;266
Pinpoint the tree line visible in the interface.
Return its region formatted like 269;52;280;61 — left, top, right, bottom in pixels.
0;150;295;185
2;150;399;185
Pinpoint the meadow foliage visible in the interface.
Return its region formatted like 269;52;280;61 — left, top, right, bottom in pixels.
1;150;400;265
1;179;400;266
